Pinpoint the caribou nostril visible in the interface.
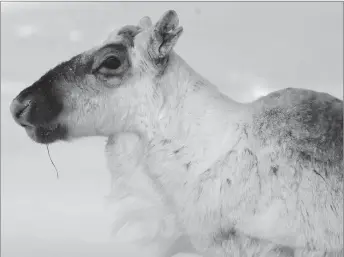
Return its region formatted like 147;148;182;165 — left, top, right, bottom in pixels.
15;103;29;119
10;98;33;127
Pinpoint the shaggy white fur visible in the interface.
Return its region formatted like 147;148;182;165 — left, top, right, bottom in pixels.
104;133;192;257
96;12;343;257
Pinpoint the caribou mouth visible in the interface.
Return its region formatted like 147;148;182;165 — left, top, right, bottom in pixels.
24;123;68;144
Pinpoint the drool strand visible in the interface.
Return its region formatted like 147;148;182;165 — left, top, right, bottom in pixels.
46;144;59;179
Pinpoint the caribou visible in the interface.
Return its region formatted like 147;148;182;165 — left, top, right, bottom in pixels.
10;10;343;257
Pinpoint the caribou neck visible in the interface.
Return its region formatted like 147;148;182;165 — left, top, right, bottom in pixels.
134;52;249;161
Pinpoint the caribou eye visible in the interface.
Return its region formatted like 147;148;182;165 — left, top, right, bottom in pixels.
101;56;121;70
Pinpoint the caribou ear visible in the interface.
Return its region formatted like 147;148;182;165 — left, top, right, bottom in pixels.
138;16;152;29
150;10;183;59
